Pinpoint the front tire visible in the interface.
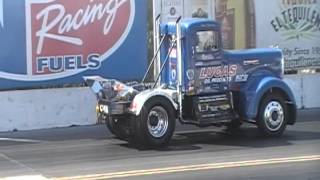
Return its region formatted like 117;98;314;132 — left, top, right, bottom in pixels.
106;116;130;140
133;97;176;147
257;93;288;137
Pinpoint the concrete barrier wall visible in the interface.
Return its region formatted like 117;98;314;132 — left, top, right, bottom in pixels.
284;74;320;109
0;74;319;132
0;87;97;132
301;74;320;109
284;75;303;109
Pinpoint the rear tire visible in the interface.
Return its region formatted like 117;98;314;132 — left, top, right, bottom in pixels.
132;97;175;147
257;93;288;137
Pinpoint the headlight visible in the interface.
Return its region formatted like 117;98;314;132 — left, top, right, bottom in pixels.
113;83;125;92
111;80;138;101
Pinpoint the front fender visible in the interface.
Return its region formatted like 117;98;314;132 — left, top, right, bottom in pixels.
239;76;296;121
129;88;178;116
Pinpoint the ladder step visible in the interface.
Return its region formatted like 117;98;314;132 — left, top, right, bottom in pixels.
182;93;234;123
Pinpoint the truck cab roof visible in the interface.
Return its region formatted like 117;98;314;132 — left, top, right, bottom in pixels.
160;18;221;36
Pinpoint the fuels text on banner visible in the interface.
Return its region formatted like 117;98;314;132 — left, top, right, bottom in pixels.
0;0;147;90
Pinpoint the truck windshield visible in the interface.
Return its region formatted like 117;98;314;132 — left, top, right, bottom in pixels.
195;31;218;53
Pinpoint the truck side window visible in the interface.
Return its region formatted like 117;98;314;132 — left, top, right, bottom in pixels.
195;31;218;53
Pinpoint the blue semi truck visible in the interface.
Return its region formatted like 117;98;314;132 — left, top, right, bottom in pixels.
85;17;297;147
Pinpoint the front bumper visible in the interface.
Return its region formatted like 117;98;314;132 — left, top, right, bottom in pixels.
97;100;131;115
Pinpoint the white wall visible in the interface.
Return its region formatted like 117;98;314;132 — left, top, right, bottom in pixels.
284;75;303;109
284;74;320;109
0;87;97;132
0;75;319;132
301;74;320;108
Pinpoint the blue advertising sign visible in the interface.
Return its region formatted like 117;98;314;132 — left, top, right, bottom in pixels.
0;0;147;90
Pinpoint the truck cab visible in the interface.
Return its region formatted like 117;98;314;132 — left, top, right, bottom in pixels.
85;18;297;147
160;19;295;127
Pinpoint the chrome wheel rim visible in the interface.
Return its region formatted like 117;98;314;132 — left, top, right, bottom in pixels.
147;106;169;138
264;101;284;132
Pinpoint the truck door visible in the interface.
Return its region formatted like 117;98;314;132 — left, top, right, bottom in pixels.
182;29;234;122
186;29;229;95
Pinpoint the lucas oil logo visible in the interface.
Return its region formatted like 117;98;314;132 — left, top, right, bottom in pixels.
0;0;135;81
199;65;238;79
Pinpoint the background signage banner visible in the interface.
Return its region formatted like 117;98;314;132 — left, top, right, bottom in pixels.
155;0;320;71
255;0;320;70
0;0;147;90
157;0;214;23
161;0;183;22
